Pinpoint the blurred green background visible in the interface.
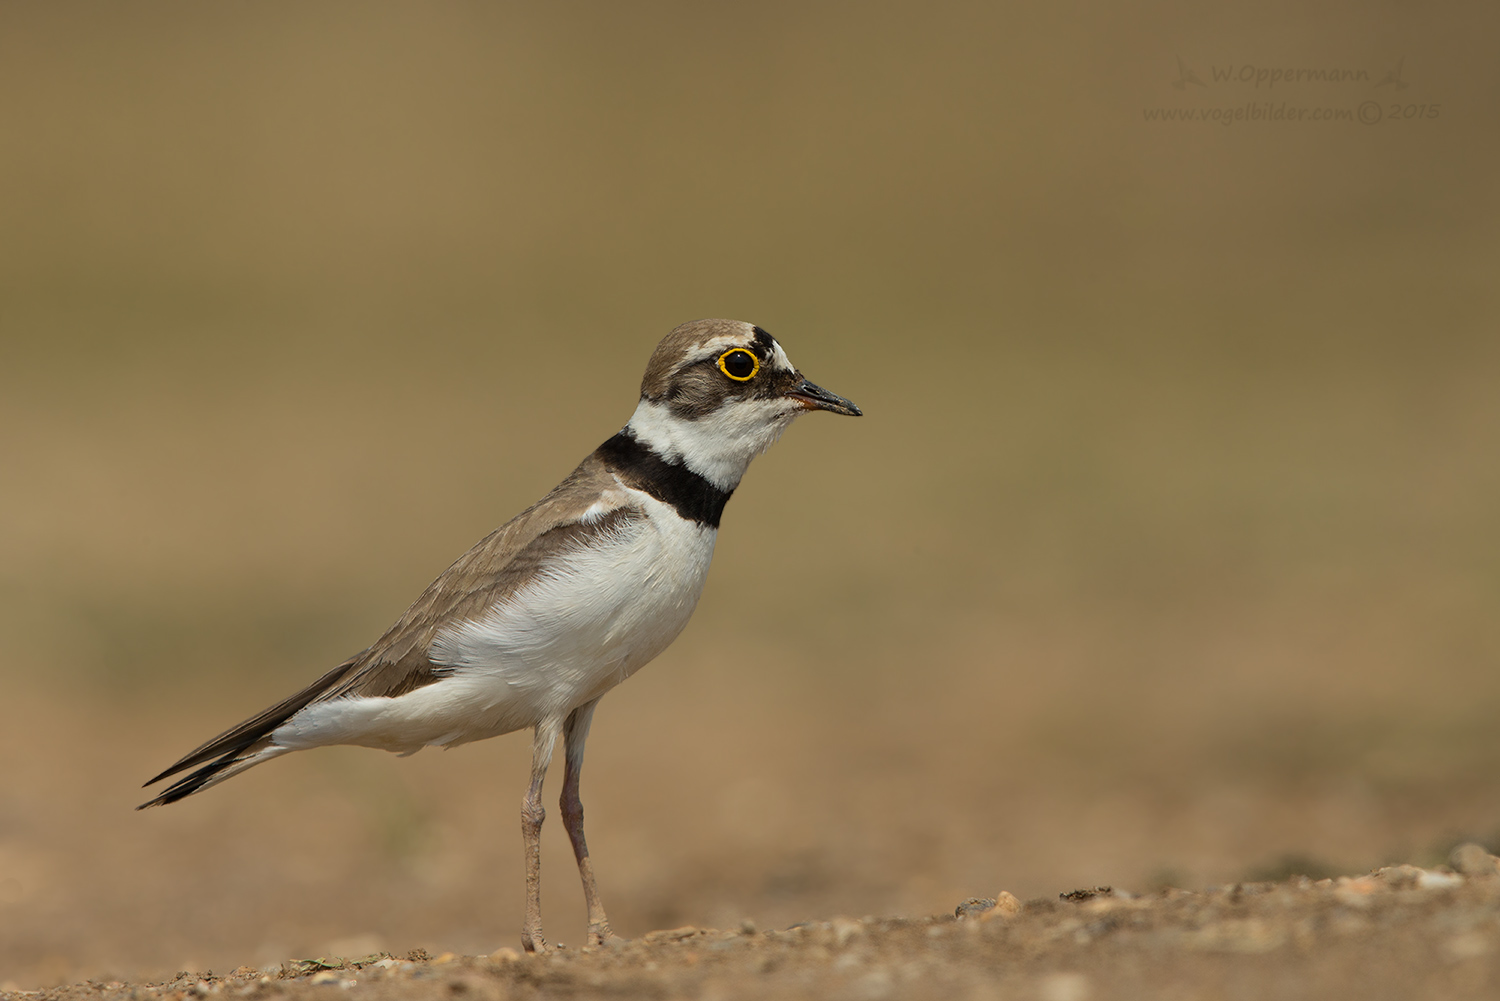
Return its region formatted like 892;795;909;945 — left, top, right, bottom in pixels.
2;0;1499;987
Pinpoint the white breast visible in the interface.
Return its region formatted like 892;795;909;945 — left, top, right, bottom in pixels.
273;492;717;755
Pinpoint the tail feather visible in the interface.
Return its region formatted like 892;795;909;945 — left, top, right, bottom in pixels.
140;657;359;804
137;743;291;809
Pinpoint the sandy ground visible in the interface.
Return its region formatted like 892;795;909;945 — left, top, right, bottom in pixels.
10;855;1500;1001
5;669;1500;994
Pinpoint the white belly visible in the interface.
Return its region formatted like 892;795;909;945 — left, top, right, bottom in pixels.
274;494;716;754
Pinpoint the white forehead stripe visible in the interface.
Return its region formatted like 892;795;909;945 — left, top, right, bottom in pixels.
690;332;797;373
768;339;795;372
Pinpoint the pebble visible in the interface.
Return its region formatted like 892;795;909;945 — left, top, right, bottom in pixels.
307;972;354;989
1060;886;1114;902
1373;865;1424;888
954;897;996;919
1449;843;1500;877
979;891;1022;922
1368;864;1466;891
1416;869;1463;890
1333;875;1379;906
832;918;864;946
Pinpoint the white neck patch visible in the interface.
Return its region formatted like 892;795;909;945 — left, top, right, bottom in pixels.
626;397;800;491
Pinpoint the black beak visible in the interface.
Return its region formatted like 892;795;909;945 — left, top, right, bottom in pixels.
787;378;862;416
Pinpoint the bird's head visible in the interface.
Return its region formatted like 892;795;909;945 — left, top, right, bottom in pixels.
626;319;862;490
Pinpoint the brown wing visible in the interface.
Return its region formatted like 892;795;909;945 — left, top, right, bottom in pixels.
142;451;637;791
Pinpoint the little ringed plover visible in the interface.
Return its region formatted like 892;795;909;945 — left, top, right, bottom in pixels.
139;318;862;953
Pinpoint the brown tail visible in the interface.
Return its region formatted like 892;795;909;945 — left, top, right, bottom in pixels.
137;658;358;809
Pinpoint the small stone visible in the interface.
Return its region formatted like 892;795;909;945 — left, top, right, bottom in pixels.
955;897;996;919
740;918;757;935
1060;886;1113;902
979;891;1023;922
1449;843;1500;877
1373;865;1423;889
1416;869;1463;890
1333;875;1379;906
832;918;863;946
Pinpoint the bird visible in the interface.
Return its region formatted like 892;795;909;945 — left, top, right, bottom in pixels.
138;318;862;953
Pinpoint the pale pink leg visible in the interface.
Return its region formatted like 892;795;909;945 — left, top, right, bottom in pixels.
520;717;561;954
560;698;614;946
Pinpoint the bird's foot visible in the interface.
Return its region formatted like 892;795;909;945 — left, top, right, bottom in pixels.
587;921;616;948
520;928;546;954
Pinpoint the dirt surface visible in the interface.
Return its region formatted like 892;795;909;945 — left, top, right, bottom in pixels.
11;854;1500;1001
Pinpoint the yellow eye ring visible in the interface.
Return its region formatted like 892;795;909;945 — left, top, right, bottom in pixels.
717;348;760;381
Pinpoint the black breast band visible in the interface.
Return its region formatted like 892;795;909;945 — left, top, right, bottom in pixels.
595;431;734;528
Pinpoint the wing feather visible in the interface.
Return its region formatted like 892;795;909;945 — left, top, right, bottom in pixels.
141;451;636;800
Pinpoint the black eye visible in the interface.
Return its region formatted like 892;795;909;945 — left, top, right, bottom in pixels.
717;348;760;381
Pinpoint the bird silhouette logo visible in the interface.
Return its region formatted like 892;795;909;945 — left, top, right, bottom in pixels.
1172;56;1206;90
1376;57;1409;90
